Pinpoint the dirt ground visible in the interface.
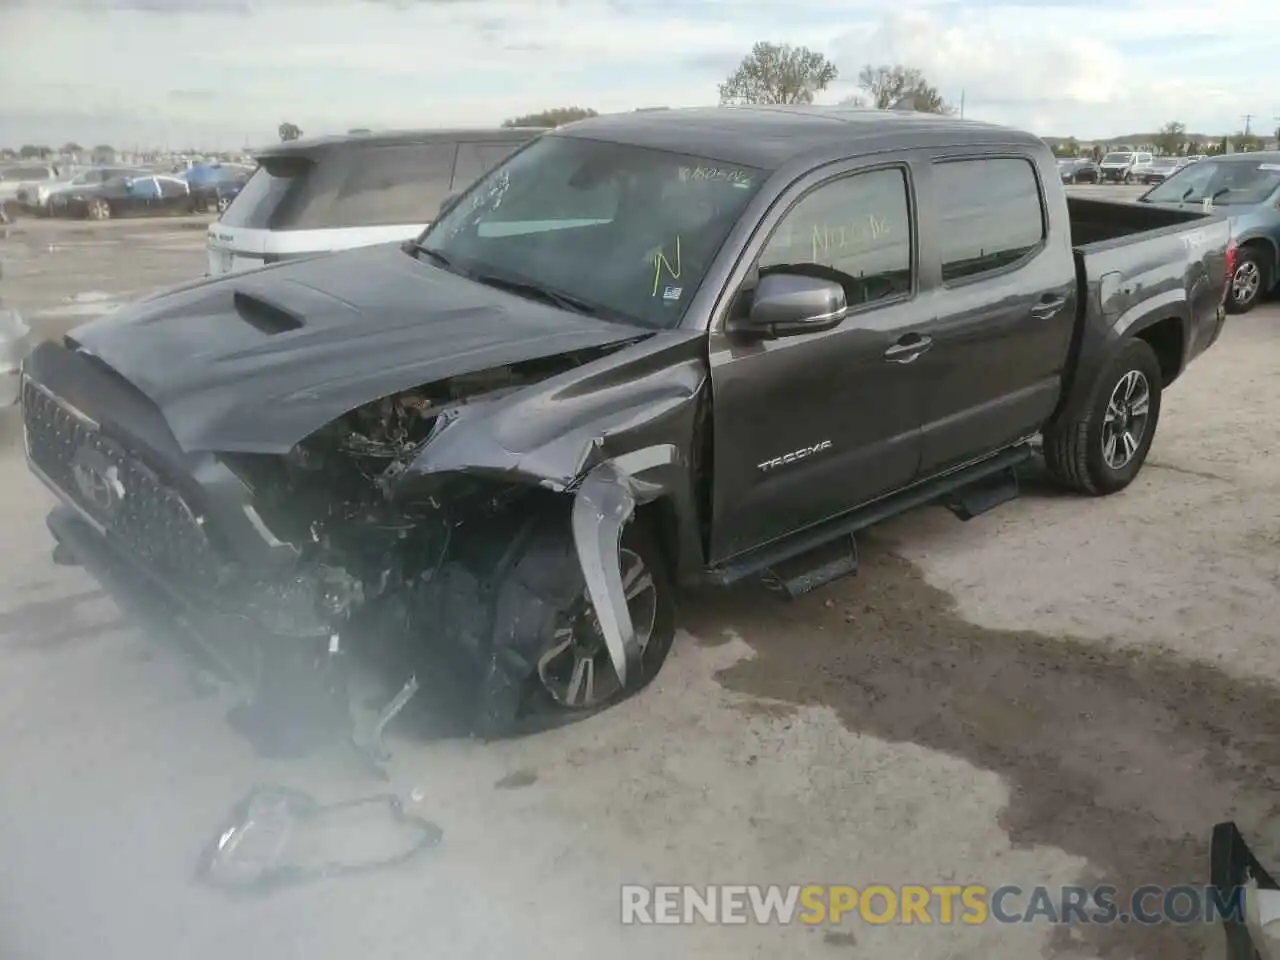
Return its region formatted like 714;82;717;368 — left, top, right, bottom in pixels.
0;209;1276;960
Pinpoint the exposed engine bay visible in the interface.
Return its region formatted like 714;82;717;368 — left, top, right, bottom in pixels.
206;348;634;762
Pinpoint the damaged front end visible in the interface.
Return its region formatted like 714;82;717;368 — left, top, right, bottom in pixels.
28;311;707;761
211;352;633;756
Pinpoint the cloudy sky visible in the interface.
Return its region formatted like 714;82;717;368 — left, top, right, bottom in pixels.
0;0;1276;150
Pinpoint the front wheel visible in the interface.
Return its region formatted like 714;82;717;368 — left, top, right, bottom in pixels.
1043;337;1163;495
87;198;111;221
478;514;676;737
1226;247;1268;314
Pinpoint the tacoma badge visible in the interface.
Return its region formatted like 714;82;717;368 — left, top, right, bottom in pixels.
757;440;833;473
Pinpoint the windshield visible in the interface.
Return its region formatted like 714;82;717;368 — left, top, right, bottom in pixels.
1142;158;1280;206
1102;153;1131;164
419;135;764;329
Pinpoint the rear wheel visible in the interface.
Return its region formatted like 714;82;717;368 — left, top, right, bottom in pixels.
478;514;676;737
87;198;111;221
1044;337;1163;495
1226;247;1268;314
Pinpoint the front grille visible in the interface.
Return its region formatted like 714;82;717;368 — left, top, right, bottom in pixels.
23;378;220;585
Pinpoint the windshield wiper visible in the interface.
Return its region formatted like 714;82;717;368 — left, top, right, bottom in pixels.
407;242;456;271
472;272;601;317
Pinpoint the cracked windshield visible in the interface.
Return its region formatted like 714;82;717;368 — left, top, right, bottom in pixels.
0;2;1277;960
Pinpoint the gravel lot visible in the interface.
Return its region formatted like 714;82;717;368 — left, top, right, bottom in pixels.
1;198;1277;960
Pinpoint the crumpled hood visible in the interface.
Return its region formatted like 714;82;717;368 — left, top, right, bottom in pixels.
68;242;649;454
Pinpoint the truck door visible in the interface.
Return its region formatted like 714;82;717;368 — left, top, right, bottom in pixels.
706;161;931;563
911;154;1077;477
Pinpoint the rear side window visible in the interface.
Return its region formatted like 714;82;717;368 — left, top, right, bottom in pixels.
932;158;1045;283
219;158;309;229
293;143;458;229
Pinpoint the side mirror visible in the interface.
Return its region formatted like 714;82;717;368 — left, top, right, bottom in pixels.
438;192;460;217
727;272;847;339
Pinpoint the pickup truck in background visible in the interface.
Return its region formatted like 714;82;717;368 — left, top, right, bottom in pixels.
19;106;1231;757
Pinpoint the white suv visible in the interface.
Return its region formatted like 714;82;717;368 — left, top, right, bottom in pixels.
205;128;539;276
1099;150;1153;183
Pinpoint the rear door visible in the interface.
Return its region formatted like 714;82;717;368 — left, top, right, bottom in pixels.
911;153;1077;477
156;175;192;212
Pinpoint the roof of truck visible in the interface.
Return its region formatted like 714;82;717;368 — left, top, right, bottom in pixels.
254;126;543;160
552;105;1040;170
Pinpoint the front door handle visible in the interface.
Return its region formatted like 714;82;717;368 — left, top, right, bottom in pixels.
1030;295;1067;319
884;334;933;363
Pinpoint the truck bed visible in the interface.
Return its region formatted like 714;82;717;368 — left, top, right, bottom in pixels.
1067;195;1211;250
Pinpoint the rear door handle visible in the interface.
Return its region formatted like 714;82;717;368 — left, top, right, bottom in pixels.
884;334;933;363
1031;295;1067;319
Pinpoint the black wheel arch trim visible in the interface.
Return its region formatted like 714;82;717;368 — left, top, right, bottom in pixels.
1053;292;1189;428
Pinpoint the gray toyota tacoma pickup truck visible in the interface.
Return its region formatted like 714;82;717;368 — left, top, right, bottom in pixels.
20;106;1232;754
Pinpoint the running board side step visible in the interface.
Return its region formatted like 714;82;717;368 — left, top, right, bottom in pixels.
941;465;1020;521
761;533;858;600
705;444;1034;588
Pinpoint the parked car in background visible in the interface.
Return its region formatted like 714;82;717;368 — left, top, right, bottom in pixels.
1139;156;1182;185
205;127;539;276
1057;157;1099;183
1098;151;1134;182
0;162;62;217
183;163;256;213
20;166;141;214
48;173;196;220
1139;151;1280;313
0;259;31;407
1099;150;1154;183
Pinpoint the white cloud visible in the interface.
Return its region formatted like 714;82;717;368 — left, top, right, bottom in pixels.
0;0;1277;147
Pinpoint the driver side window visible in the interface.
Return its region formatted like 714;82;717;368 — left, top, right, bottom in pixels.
759;166;913;308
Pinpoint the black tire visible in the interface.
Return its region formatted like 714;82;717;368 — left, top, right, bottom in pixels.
476;514;676;737
1043;337;1163;496
87;198;111;221
1123;172;1133;184
1226;246;1269;315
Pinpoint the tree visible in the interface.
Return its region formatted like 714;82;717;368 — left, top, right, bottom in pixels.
718;42;837;106
1154;121;1185;156
1048;137;1080;158
18;144;39;158
856;64;951;114
60;141;83;156
839;94;867;108
278;121;303;142
0;148;14;160
503;107;598;128
1232;133;1263;153
91;144;116;163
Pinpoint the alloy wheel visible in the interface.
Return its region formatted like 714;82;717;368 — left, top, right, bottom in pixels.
1232;260;1261;307
536;547;659;709
1101;370;1151;470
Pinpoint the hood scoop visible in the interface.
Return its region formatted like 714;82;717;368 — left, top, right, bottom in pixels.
233;290;304;335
